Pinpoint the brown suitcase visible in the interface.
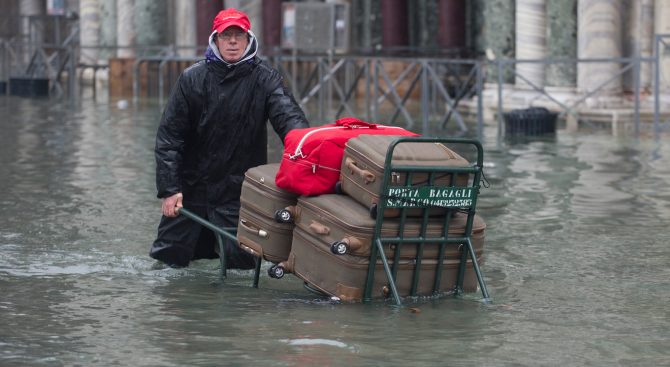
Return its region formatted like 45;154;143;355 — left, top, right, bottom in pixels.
237;164;300;263
339;135;471;218
293;194;484;258
274;194;484;301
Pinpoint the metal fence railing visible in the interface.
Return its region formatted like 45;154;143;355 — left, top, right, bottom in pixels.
133;54;484;137
5;35;670;138
493;57;656;138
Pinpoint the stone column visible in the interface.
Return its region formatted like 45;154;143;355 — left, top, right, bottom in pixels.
546;0;577;87
117;0;136;57
484;0;515;83
357;0;382;48
654;0;670;92
80;0;100;64
466;0;486;56
135;0;168;56
438;0;466;48
577;0;622;93
99;0;117;61
175;0;197;57
408;0;438;48
622;0;653;90
196;0;224;54
382;0;408;47
20;0;45;44
515;0;546;89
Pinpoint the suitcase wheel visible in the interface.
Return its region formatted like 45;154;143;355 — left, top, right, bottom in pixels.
334;181;344;195
268;264;285;279
369;203;378;219
274;209;292;223
330;241;349;255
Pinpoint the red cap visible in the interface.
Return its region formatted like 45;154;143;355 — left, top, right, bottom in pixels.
212;8;251;34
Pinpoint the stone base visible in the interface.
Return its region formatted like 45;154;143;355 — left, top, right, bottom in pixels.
455;84;670;136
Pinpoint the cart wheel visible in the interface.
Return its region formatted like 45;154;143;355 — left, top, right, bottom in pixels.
271;265;285;279
274;209;292;223
330;241;348;255
334;181;344;195
267;265;277;278
369;203;378;219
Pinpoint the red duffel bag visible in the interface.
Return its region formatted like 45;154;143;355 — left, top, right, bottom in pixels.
275;117;419;196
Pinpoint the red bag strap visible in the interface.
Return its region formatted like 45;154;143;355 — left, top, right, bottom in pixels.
335;117;378;129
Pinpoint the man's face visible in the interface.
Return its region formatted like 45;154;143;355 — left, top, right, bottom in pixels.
215;25;249;63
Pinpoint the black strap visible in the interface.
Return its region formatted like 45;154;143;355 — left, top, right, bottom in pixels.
475;165;490;188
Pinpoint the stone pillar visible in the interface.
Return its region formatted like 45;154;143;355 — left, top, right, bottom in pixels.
80;0;100;64
196;0;224;54
135;0;168;56
381;0;408;47
577;0;622;93
261;0;285;47
466;0;486;56
438;0;466;48
356;0;382;48
176;0;197;57
484;0;515;83
99;0;117;61
546;0;577;87
117;0;136;57
655;0;670;92
515;0;546;89
622;0;653;90
20;0;45;44
408;0;438;48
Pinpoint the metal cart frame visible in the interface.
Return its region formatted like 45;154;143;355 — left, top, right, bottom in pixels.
363;137;490;307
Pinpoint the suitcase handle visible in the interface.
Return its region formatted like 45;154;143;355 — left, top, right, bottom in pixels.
239;219;269;239
238;236;265;259
309;220;331;235
345;157;376;184
342;236;367;253
336;117;377;129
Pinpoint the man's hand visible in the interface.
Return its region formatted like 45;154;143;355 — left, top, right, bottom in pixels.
162;193;183;217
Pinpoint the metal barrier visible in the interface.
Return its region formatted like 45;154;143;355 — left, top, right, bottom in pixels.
5;32;670;138
1;39;77;98
493;57;655;139
136;54;484;137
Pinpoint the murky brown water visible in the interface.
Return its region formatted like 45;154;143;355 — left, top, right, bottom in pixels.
1;95;669;366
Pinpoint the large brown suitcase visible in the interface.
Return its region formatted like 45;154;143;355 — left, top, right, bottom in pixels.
237;164;300;263
275;194;484;301
293;194;484;258
339;135;471;218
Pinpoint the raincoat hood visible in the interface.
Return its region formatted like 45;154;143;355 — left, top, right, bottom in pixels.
207;30;258;67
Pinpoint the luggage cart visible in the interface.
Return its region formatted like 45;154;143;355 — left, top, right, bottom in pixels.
365;137;490;306
173;136;490;307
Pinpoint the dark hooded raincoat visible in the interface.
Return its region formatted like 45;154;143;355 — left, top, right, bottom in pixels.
150;43;309;268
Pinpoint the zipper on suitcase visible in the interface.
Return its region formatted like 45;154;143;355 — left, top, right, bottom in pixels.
243;179;298;203
298;200;485;238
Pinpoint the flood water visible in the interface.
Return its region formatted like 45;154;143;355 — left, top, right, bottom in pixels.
1;95;669;366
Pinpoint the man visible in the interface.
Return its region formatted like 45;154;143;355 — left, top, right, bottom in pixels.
150;8;309;269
